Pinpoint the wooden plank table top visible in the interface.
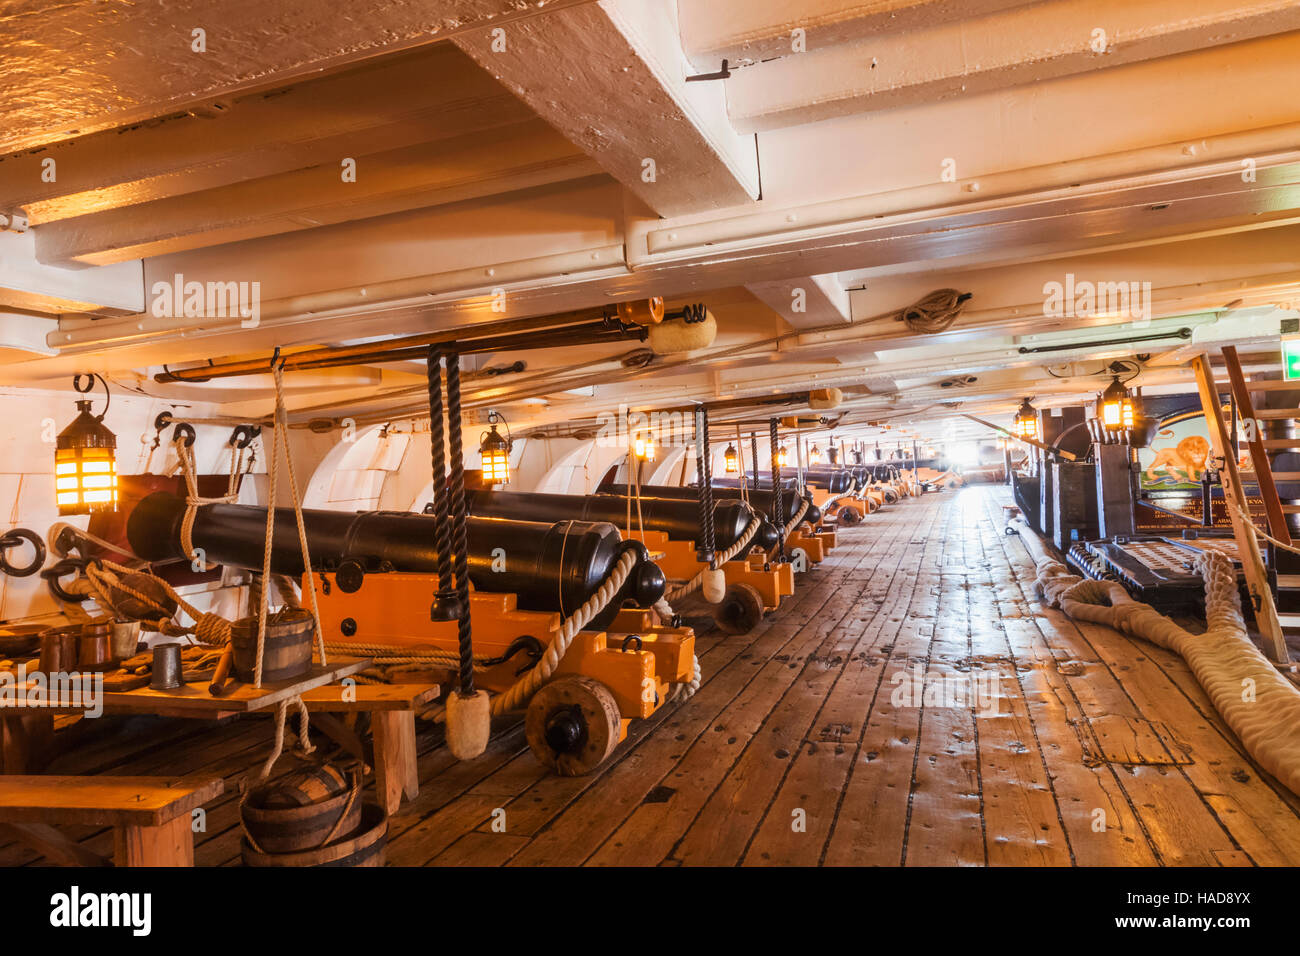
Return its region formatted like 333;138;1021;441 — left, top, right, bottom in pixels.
0;658;371;718
301;681;440;713
0;773;224;826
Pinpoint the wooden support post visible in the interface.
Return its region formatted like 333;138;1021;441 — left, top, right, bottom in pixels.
372;710;419;815
1191;353;1288;663
114;815;194;867
1;713;54;773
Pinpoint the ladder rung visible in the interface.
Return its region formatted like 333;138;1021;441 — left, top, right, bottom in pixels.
1238;380;1300;391
1280;505;1300;513
1254;408;1300;419
1278;574;1300;588
1241;472;1300;480
1261;440;1300;450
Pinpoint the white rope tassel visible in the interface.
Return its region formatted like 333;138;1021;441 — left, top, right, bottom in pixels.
666;513;763;604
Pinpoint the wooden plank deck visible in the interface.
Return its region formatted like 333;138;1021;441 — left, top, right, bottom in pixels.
4;483;1300;866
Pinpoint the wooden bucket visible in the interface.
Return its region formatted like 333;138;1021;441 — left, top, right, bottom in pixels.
241;803;386;867
230;608;314;683
241;767;361;854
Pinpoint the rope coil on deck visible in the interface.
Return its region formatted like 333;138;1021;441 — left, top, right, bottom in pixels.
1026;525;1300;798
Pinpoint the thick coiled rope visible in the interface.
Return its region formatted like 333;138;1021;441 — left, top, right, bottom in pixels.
1027;526;1300;797
443;355;476;697
770;418;786;564
781;497;811;539
82;557;232;646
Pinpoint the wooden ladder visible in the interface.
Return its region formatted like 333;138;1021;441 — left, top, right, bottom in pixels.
1190;350;1288;662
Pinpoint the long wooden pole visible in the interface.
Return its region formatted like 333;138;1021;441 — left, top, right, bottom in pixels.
1191;353;1288;662
153;300;662;383
960;413;1078;462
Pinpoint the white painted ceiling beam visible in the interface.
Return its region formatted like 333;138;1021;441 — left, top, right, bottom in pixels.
745;274;851;329
1;47;534;225
678;0;1036;70
724;0;1300;132
34;121;602;265
0;0;599;156
0;231;143;317
454;0;759;217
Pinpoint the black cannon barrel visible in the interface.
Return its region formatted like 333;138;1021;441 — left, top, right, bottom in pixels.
712;470;855;494
600;484;813;528
126;492;664;618
466;489;758;551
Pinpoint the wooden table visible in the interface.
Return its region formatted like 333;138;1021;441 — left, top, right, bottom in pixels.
0;658;371;772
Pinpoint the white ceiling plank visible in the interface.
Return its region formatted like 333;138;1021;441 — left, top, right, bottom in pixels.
679;0;1037;70
724;0;1300;132
454;0;759;217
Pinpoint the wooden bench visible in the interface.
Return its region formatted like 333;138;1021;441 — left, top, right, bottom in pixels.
301;682;440;815
0;774;223;866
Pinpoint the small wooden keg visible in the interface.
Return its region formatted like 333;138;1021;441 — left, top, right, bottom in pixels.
229;607;314;683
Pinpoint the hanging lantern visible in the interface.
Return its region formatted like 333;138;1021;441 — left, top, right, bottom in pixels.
1098;376;1133;432
633;432;656;462
1013;398;1038;440
723;443;739;474
808;443;822;465
55;375;118;516
776;445;790;468
479;411;511;484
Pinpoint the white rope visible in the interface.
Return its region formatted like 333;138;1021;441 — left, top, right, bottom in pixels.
1226;498;1300;557
668;653;701;703
176;434;242;571
82;557;232;645
490;548;640;716
1028;528;1300;798
255;366;327;690
665;513;763;603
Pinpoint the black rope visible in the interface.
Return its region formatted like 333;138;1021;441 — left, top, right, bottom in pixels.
750;432;760;491
426;348;458;629
694;406;716;564
770;417;786;563
444;354;475;697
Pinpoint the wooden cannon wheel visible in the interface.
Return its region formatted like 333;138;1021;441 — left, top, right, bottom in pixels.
525;675;622;776
715;581;765;635
838;506;864;526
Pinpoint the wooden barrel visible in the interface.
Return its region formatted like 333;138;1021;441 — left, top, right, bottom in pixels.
241;768;361;854
230;608;314;682
241;803;386;867
78;618;114;671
